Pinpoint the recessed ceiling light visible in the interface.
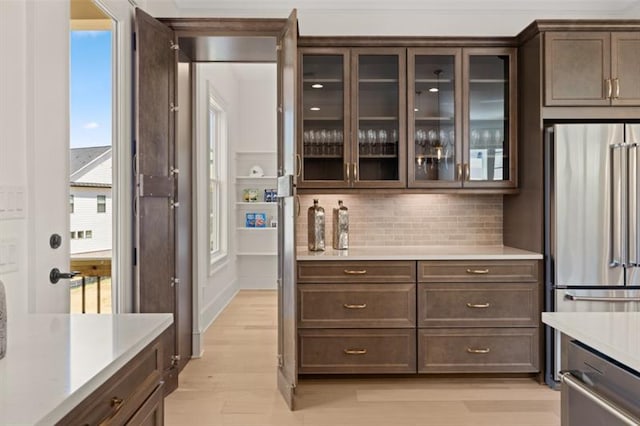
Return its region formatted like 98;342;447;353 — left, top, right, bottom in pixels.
310;107;320;111
429;87;439;93
414;108;419;112
311;83;324;89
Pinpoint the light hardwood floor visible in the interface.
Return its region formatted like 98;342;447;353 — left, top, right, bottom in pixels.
165;290;560;426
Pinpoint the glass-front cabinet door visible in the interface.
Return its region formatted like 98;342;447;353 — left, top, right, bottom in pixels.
408;48;462;188
351;49;406;188
463;48;517;188
299;49;350;188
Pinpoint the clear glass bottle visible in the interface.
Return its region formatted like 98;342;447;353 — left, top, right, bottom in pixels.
307;199;325;251
333;200;349;250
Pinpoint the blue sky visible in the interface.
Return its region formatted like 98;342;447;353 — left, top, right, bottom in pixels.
70;31;111;148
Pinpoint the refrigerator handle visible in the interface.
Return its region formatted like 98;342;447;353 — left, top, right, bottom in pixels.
611;144;624;268
629;143;639;267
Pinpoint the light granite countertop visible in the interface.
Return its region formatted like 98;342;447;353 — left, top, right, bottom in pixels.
542;312;640;372
297;245;543;261
0;313;172;425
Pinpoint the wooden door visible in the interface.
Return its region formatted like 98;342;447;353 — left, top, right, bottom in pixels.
611;32;640;106
134;7;178;394
544;32;611;106
277;9;298;410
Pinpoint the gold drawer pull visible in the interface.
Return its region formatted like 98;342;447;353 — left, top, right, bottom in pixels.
344;348;367;355
344;303;367;309
466;268;489;275
466;302;490;309
344;269;367;275
467;347;490;354
98;396;125;425
111;396;124;409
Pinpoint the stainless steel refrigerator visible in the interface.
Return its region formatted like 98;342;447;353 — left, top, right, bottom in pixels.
545;123;640;385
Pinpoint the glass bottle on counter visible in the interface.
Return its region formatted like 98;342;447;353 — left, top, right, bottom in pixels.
332;200;349;250
307;199;325;251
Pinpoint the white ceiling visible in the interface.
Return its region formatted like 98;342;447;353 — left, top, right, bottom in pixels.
172;0;640;13
144;0;640;36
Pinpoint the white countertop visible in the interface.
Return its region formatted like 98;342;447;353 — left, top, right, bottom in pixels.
0;313;172;426
542;312;640;372
297;245;543;261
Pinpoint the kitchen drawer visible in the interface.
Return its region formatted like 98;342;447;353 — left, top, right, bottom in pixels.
418;328;539;373
418;260;539;283
297;260;416;283
418;282;538;328
58;339;163;426
299;328;416;374
298;283;416;328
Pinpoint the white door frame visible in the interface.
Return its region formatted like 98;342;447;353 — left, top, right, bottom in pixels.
92;0;135;313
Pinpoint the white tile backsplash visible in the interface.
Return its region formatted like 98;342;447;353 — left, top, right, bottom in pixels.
296;194;503;247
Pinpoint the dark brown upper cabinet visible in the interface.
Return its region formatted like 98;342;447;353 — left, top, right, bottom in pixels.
408;47;517;189
298;47;406;189
298;48;351;189
545;32;640;107
408;48;463;189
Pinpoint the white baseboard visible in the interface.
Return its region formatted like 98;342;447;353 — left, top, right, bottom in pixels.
191;280;238;358
237;277;277;290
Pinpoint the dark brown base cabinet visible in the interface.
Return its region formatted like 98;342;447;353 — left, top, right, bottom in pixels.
57;337;165;426
297;261;417;374
297;259;542;376
299;328;417;374
418;328;539;373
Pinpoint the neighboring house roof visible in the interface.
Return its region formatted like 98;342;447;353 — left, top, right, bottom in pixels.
70;146;111;175
70;146;112;187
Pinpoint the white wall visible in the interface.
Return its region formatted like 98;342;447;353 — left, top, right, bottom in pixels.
0;0;29;317
70;187;112;254
235;65;278;290
193;63;241;356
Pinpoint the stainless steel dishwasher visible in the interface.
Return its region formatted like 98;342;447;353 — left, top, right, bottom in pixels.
561;340;640;426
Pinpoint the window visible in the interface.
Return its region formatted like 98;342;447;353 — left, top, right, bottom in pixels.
207;87;228;265
77;231;84;239
71;231;76;239
97;195;106;213
85;230;93;239
70;195;74;213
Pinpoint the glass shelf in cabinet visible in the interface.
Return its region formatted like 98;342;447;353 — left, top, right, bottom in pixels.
359;116;398;121
469;79;508;84
359;78;399;84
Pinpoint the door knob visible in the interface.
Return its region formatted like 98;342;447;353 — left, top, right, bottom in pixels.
49;268;79;284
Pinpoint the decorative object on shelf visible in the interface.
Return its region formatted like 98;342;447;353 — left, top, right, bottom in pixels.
0;279;6;359
332;200;349;250
307;199;325;251
249;164;264;177
255;213;267;228
264;188;277;202
243;188;259;202
245;212;256;227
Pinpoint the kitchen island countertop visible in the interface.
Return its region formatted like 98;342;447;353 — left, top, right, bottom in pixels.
542;312;640;373
297;245;543;261
0;313;172;425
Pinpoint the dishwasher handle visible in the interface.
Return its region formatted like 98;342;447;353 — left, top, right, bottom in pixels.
561;372;640;426
564;293;640;303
